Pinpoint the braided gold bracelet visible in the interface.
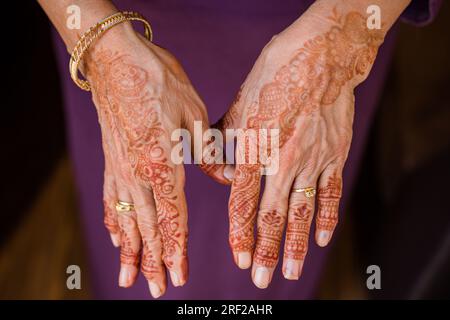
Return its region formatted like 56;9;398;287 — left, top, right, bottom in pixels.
69;11;153;91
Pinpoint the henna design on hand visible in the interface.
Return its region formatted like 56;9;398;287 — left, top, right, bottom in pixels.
227;9;382;276
284;203;312;261
317;171;342;231
103;200;119;235
141;237;163;280
254;210;286;268
119;212;141;267
88;49;185;269
228;164;261;253
246;11;383;147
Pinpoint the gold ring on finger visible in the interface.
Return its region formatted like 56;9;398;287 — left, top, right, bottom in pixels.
291;187;316;198
115;200;135;213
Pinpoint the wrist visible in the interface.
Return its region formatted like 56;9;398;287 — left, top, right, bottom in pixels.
86;21;139;57
289;0;411;37
81;21;146;81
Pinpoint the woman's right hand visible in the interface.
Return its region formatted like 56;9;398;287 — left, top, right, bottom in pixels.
83;23;226;298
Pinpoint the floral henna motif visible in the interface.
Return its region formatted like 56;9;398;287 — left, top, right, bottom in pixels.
246;11;383;148
229;164;261;252
89;49;184;268
284;204;312;261
317;172;342;231
254;210;286;267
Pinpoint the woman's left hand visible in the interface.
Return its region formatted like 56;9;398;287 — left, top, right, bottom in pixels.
214;2;384;288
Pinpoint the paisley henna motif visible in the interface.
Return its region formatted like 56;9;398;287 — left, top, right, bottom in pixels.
246;11;383;147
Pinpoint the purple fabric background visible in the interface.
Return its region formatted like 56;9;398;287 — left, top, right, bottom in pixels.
52;0;440;299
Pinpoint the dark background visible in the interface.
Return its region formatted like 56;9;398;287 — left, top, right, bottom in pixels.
0;1;449;299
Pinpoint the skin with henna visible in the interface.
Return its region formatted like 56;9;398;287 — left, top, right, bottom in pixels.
214;0;411;288
38;0;412;295
39;0;228;298
85;35;228;297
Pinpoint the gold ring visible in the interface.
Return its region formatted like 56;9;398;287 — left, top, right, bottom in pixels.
115;200;135;213
292;187;316;198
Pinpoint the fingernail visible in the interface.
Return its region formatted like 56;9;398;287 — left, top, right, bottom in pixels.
237;252;252;269
254;267;270;289
170;270;181;287
119;265;131;287
223;165;235;181
317;230;331;247
110;233;120;247
148;281;162;298
284;260;299;280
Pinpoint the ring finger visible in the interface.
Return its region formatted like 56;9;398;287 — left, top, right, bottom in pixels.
116;186;141;288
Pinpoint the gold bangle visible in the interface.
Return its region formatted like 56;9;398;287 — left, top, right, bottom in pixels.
69;11;153;91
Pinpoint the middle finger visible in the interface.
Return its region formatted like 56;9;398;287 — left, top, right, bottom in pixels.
252;172;293;288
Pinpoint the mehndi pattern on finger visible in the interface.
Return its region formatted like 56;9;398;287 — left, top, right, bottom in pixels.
103;200;120;235
317;171;342;231
229;163;261;253
254;210;286;268
284;203;313;261
119;212;141;266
